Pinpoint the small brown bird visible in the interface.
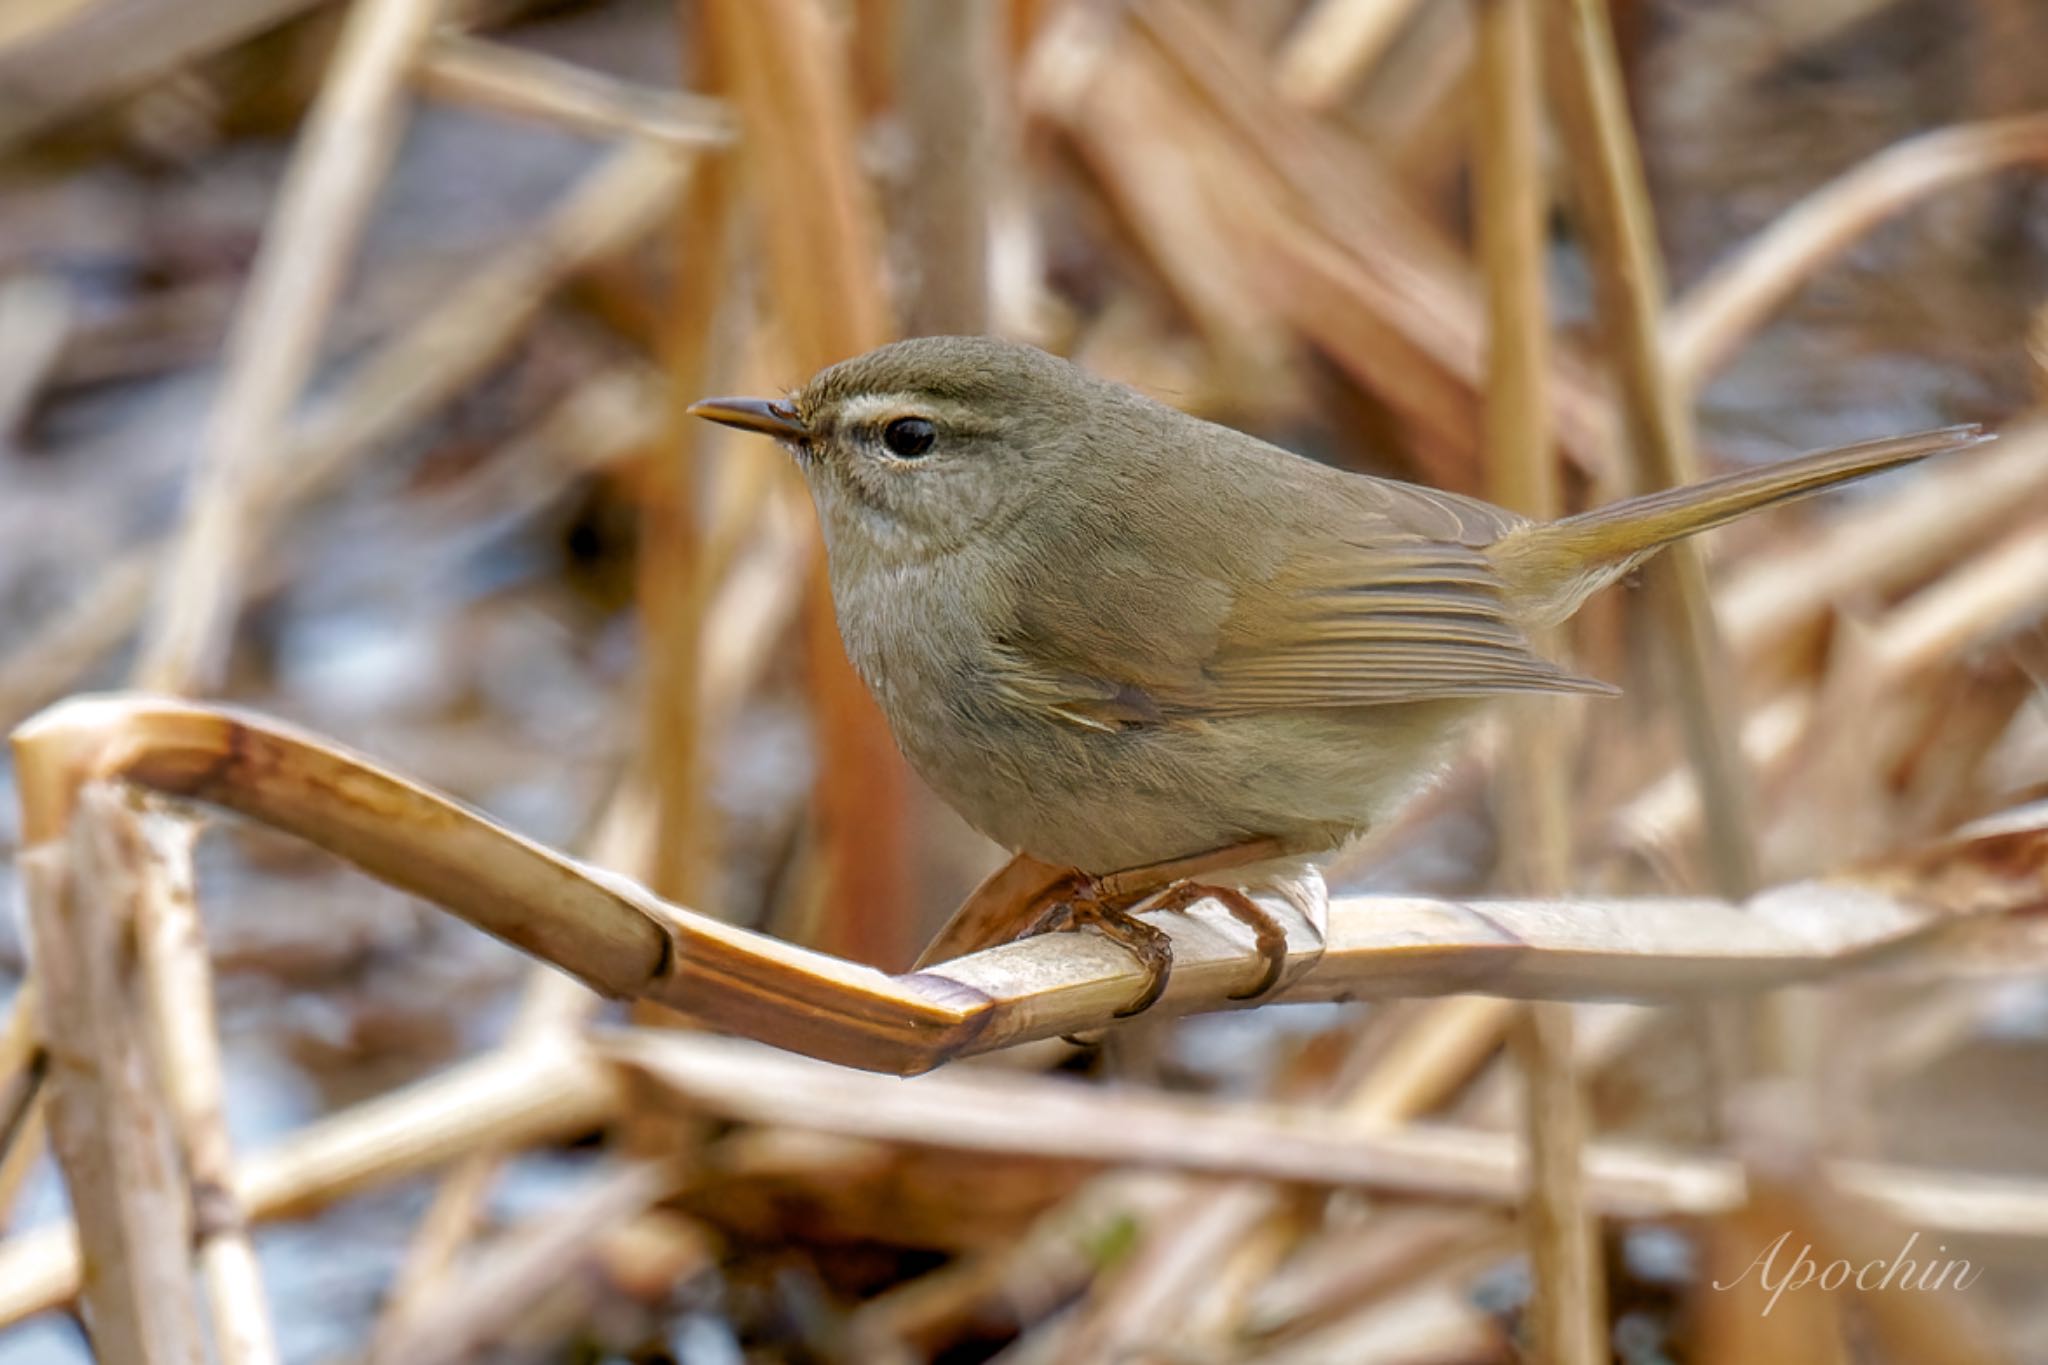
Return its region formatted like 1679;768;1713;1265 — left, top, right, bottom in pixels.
693;336;1982;1001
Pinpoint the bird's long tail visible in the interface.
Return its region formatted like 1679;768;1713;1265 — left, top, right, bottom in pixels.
1490;425;1989;626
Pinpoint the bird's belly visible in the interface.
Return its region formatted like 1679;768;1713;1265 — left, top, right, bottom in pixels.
832;564;1478;874
894;696;1479;875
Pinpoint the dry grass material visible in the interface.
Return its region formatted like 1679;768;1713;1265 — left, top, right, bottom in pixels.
1547;0;1760;902
19;787;206;1361
1273;0;1433;110
0;0;325;146
135;0;442;695
130;805;279;1365
416;33;734;150
0;140;691;731
1668;113;2048;390
1474;0;1601;1352
5;2;2048;1358
0;1037;618;1326
704;0;914;969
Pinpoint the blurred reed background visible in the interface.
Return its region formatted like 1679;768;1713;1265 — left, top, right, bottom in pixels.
1;0;2046;1361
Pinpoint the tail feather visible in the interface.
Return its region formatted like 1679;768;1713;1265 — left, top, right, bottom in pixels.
1491;425;1990;625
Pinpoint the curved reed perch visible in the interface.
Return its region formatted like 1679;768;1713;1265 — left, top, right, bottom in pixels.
13;694;2046;1077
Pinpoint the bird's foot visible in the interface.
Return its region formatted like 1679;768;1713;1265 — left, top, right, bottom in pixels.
1026;875;1292;1018
1026;876;1177;1018
1132;880;1290;1002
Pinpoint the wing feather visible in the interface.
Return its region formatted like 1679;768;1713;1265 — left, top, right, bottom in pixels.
1188;534;1614;710
984;483;1611;729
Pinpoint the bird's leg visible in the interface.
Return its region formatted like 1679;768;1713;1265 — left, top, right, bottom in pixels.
1091;836;1287;903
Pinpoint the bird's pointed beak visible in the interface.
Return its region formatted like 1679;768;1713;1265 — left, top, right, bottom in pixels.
687;396;808;440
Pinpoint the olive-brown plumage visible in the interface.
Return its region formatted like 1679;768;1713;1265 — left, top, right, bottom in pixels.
692;336;1982;875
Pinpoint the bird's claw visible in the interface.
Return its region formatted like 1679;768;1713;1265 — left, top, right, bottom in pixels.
1131;881;1290;1002
1027;878;1177;1018
1025;874;1293;1018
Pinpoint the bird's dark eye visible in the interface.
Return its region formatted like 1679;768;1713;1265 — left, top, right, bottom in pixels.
881;416;937;459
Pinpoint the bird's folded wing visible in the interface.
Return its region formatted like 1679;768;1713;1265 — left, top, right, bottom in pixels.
1187;535;1616;710
992;533;1612;729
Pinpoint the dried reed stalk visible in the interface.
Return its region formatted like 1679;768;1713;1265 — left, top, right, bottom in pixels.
1239;1208;1508;1342
371;959;602;1341
0;1037;619;1327
1056;998;1517;1357
129;807;278;1365
702;0;913;968
1618;503;2048;868
1667;112;2048;389
1545;0;1759;902
0;0;323;147
0;986;40;1223
416;33;734;151
636;10;736;913
1132;0;1616;486
20;785;206;1362
1719;419;2048;666
1474;0;1602;1352
136;0;443;694
12;696;2045;1076
0;140;692;732
7;1018;2047;1332
895;0;995;336
370;1162;683;1365
1273;0;1432;110
55;10;441;1351
600;1028;2048;1236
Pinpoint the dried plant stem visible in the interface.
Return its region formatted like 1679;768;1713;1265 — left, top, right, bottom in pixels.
604;1028;2048;1235
704;0;911;967
0;988;41;1225
136;0;443;694
276;139;687;508
12;696;2045;1078
416;33;733;150
1620;507;2048;872
0;140;691;734
0;114;679;1342
0;273;69;441
1510;1006;1602;1359
0;1037;618;1327
129;808;279;1365
1061;1000;1515;1359
1473;0;1602;1354
1131;0;1616;484
7;1025;2041;1332
1274;0;1432;109
372;969;599;1339
636;19;735;912
1667;112;2048;390
371;1162;682;1365
895;0;995;335
21;786;206;1362
0;0;324;148
0;1099;42;1238
1545;0;1758;905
